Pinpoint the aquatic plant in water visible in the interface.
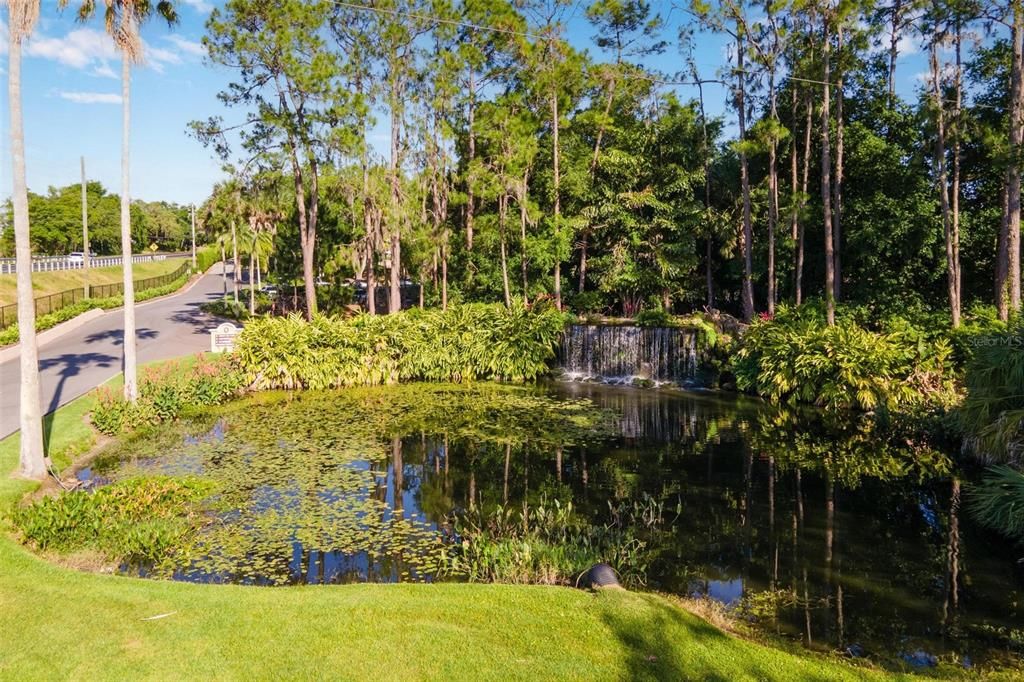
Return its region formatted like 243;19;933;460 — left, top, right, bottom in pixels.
24;384;616;585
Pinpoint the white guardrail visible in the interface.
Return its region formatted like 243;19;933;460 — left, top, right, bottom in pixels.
0;252;189;275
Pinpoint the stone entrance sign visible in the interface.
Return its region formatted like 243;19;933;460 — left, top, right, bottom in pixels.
210;322;241;353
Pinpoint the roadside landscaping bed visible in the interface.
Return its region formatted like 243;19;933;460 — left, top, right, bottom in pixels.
0;259;185;306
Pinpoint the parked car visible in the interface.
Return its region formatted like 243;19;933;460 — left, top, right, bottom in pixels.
260;285;279;298
67;252;84;264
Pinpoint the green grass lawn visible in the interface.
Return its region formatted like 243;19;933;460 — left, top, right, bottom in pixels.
0;258;184;306
0;388;926;681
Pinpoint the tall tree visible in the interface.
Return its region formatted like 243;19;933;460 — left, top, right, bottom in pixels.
457;0;520;254
743;2;787;314
579;0;665;294
997;0;1024;320
368;0;429;313
693;0;756;321
195;0;347;320
521;0;579;311
67;0;179;401
6;0;46;480
821;1;837;325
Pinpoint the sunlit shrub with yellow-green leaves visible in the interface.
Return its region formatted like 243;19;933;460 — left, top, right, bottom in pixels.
235;303;569;390
732;305;957;411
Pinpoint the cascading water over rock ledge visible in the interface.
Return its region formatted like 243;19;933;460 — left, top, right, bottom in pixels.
558;324;699;386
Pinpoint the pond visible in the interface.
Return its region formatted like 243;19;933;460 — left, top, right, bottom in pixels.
77;382;1022;668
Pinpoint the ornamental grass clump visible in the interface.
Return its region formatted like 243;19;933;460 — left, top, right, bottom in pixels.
235;303;568;390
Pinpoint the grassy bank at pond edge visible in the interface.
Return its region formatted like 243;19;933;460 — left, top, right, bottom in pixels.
0;381;948;680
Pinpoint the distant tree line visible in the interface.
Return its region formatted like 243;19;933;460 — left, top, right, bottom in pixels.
0;182;194;256
183;0;1022;325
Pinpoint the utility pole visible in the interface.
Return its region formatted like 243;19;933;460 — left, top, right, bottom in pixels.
81;156;90;298
190;203;197;270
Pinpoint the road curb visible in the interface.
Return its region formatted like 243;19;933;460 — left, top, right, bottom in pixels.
0;308;107;364
0;264;225;363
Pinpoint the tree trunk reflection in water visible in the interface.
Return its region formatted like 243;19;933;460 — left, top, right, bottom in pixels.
824;479;835;643
503;443;511;504
943;478;962;627
392;437;403;516
556;446;562;483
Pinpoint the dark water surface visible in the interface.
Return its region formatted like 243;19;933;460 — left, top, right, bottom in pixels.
90;382;1023;668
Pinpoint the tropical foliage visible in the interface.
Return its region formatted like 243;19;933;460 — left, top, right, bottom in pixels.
969;465;1024;543
234;303;569;389
14;476;212;568
731;305;956;411
960;316;1024;461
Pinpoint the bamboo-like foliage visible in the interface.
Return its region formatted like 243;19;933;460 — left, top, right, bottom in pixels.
234;303;569;390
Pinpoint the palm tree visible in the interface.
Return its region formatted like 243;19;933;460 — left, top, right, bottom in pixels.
5;0;46;480
63;0;178;401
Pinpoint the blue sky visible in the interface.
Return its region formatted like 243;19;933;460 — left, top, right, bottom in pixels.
1;1;937;207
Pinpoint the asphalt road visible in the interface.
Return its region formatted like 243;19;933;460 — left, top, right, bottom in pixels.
0;266;233;439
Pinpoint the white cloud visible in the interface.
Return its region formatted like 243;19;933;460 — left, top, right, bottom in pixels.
93;62;117;79
180;0;214;13
0;18;8;57
59;91;122;104
26;28;118;69
165;35;205;58
24;26;185;75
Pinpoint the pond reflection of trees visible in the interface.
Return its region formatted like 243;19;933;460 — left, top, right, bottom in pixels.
100;383;1020;665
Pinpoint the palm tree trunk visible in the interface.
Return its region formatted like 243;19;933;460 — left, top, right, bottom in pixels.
389;83;402;314
932;42;960;327
499;195;511;308
81;156;91;299
833;24;845;302
552;87;562;311
466;67;476;251
367;251;377;315
441;239;448;310
952;18;963;324
697;77;714;308
767;68;779;315
8;20;45;480
1000;15;1024;320
231;218;239;303
797;95;813;305
249;251;256;315
821;12;836;326
121;52;138;401
737;29;755;322
520;185;530;305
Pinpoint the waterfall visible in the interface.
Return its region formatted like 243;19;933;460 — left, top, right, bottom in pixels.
558;324;700;386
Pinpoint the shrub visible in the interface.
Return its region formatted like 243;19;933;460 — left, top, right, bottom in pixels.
91;354;243;435
969;465;1024;542
959;315;1024;461
234;303;569;390
732;305;955;411
14;476;212;566
635;308;674;328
